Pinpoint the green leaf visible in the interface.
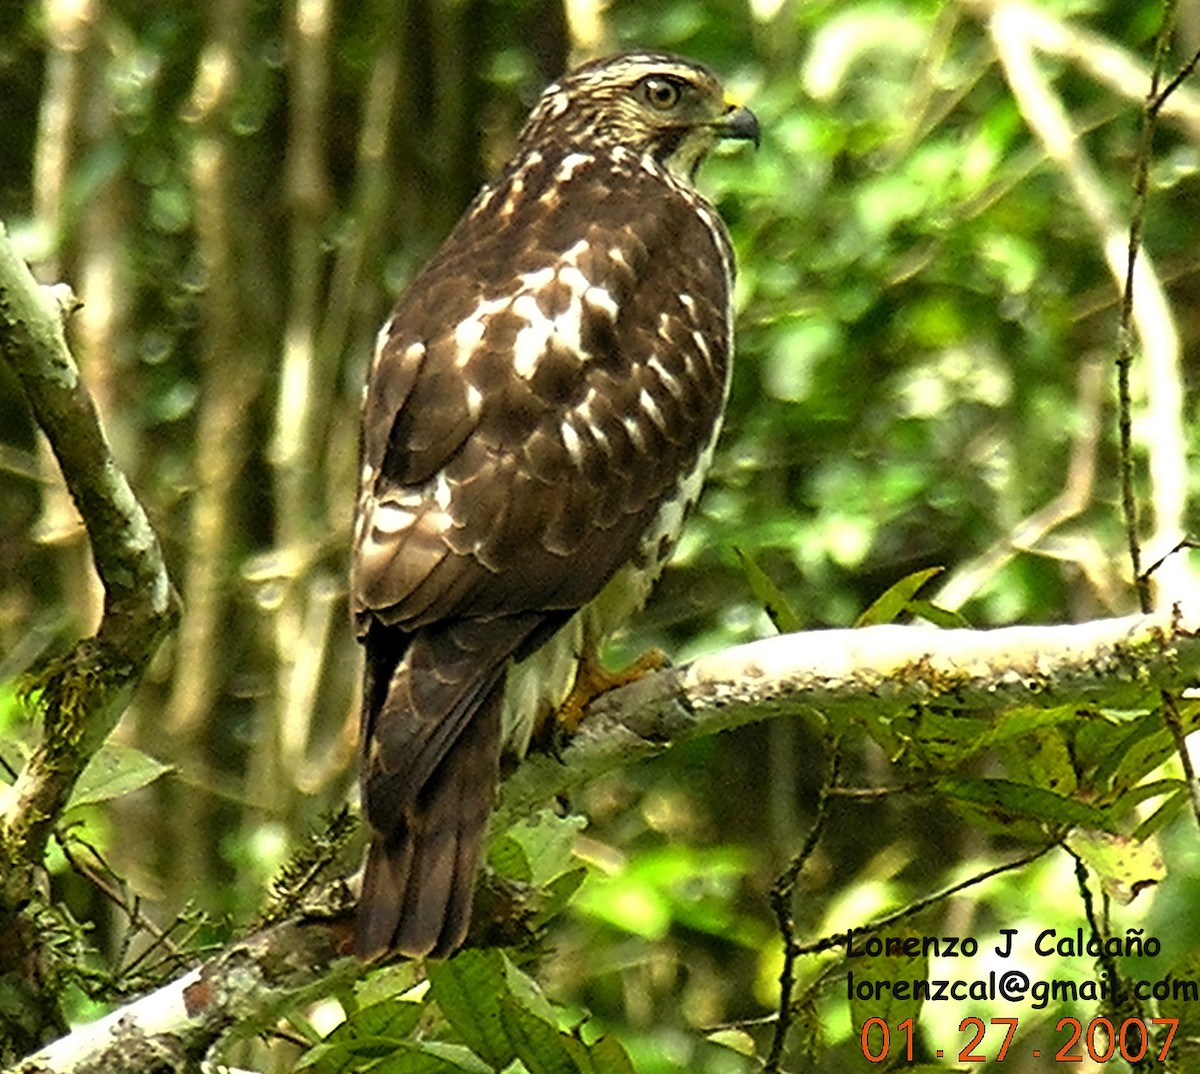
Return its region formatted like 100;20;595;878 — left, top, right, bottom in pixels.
353;963;422;1010
573;845;760;944
499;996;581;1074
535;866;588;926
906;599;970;629
998;727;1076;796
705;1028;758;1058
735;548;801;633
386;1042;494;1074
936;777;1114;834
1064;829;1164;904
1132;787;1189;842
487;832;532;883
503;954;559;1026
1094;714;1173;792
854;566;943;627
492;809;586;886
294;1000;424;1073
582;1035;637;1074
67;743;172;810
427;949;517;1069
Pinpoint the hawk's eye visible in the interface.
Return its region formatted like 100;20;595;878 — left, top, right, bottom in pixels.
639;75;683;111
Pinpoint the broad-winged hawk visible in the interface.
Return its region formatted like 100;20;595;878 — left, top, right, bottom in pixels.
352;51;758;958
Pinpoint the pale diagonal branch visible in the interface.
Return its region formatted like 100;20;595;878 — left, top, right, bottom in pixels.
0;221;178;868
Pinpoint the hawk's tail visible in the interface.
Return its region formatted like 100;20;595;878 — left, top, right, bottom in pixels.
355;616;554;959
356;678;502;959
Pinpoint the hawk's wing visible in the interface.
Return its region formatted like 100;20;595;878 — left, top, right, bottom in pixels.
353;150;732;631
353;148;733;957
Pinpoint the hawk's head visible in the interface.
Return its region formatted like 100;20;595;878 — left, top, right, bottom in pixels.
518;51;759;181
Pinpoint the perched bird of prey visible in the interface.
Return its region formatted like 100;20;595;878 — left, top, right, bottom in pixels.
351;51;758;959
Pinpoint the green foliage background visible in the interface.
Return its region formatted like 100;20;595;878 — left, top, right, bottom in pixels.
2;0;1200;1070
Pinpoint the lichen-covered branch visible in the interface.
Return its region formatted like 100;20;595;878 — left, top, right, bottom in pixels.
0;219;179;1054
6;902;358;1074
496;606;1200;827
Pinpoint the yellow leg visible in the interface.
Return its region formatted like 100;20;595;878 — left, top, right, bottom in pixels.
556;646;669;735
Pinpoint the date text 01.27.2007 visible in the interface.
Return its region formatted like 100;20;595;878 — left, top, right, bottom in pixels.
859;1016;1179;1064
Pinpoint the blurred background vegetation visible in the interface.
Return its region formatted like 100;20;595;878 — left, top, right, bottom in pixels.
2;0;1200;1070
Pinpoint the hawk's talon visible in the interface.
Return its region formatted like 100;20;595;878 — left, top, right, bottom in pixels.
556;647;670;736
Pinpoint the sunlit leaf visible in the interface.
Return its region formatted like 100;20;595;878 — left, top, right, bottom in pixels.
67;743;172;810
854;566;943;627
493;809;586;886
735;547;802;633
294;999;423;1072
1065;829;1164;904
905;599;970;629
1132;788;1189;842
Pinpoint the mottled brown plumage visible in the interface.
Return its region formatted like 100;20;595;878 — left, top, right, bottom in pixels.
352;51;757;959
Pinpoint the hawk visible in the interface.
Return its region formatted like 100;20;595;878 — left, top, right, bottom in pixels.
351;51;758;959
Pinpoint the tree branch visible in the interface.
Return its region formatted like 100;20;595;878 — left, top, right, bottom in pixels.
497;606;1200;828
7;605;1198;1070
0;223;178;858
6;904;358;1074
0;219;179;1054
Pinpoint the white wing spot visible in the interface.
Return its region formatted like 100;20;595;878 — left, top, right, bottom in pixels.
692;329;712;361
648;356;685;399
584;285;618;321
519;267;556;291
586;419;611;453
639;388;667;433
513;322;551;378
452;296;509;367
558;265;589;296
511;292;553;378
394;488;426;509
434;474;453;511
500;176;525;216
622;414;647;452
466;382;483;420
561;239;589;264
560;421;584;464
370;321;391;371
555;152;592;181
454;317;485;359
372;501;416;534
679;294;697;315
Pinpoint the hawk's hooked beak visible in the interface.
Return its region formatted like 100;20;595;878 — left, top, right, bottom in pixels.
717;104;761;149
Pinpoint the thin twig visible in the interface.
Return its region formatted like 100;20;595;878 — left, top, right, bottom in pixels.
1117;1;1179;614
1149;45;1200;116
1067;849;1151;1070
794;845;1054;960
764;742;841;1073
1161;692;1200;829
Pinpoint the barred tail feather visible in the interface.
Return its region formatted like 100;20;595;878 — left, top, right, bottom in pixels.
356;680;502;958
